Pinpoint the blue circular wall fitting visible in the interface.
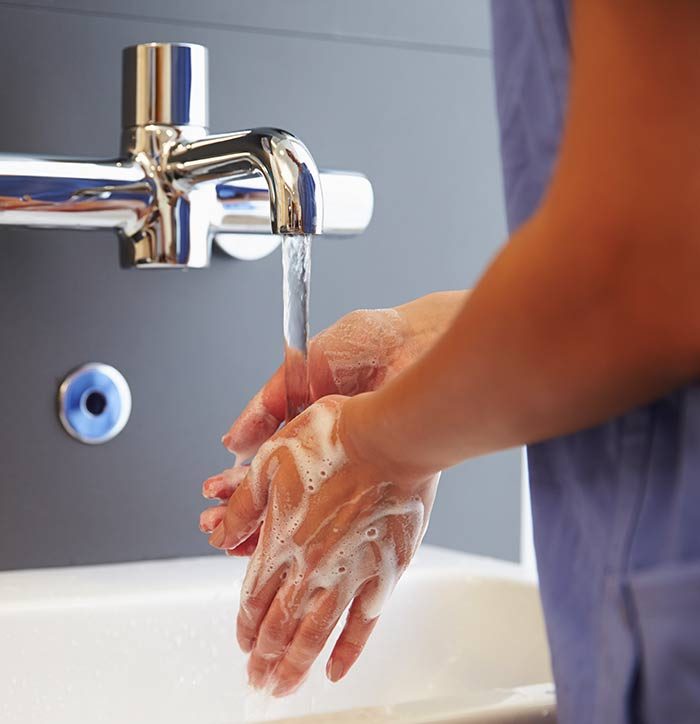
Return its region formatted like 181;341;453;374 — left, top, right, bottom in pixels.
58;363;132;444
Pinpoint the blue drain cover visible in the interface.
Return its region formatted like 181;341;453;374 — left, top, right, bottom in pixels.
58;363;132;444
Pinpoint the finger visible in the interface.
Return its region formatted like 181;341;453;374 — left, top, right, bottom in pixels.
326;581;381;683
247;582;307;690
306;335;339;398
209;470;268;550
199;505;226;533
202;466;248;500
236;558;288;655
224;529;260;557
200;504;259;556
221;369;286;460
271;588;350;697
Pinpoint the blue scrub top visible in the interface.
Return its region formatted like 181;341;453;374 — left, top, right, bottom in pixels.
491;3;700;722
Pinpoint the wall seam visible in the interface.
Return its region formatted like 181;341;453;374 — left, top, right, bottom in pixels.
0;1;492;58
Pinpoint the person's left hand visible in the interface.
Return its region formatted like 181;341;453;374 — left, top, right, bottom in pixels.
207;395;439;696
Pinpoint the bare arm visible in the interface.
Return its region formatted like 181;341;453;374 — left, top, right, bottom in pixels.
345;0;700;475
208;0;700;695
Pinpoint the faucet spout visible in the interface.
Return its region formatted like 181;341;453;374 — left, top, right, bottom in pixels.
168;128;323;236
0;43;371;268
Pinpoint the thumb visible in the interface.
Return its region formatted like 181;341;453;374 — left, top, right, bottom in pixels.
222;365;286;461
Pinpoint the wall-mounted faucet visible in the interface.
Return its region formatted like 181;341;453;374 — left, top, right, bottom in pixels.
0;43;373;267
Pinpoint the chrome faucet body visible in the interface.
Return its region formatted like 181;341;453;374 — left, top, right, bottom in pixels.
0;43;372;267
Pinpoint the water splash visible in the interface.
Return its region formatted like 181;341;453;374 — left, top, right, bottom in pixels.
281;234;312;422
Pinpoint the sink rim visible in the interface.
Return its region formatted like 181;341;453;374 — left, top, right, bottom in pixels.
0;544;537;611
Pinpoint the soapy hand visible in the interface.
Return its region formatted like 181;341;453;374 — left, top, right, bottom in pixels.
222;307;417;461
208;396;439;695
201;295;462;548
199;307;414;550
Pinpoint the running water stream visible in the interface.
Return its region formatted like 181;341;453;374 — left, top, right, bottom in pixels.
281;234;312;422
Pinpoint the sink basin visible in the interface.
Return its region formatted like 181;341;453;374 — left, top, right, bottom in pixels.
0;545;555;723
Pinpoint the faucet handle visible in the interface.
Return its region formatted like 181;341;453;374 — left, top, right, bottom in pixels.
122;43;209;131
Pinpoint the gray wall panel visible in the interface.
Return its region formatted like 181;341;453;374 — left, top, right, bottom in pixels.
0;1;520;570
0;0;492;52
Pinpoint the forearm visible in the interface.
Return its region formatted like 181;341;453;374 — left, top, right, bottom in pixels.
345;208;700;477
343;0;700;478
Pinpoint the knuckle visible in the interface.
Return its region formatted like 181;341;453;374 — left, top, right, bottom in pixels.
227;489;258;527
240;591;267;617
260;619;288;648
338;636;365;658
277;658;306;683
298;624;327;650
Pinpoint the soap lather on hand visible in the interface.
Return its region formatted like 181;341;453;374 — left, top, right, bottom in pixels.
210;396;438;697
200;296;462;695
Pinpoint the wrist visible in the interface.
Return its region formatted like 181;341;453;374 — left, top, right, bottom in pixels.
340;391;440;484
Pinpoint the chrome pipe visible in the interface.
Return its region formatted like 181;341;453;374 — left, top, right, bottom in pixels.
0;42;373;268
0;156;150;233
122;43;208;130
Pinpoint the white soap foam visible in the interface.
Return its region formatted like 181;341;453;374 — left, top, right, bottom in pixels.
245;400;345;511
238;397;435;640
314;309;408;396
306;491;426;620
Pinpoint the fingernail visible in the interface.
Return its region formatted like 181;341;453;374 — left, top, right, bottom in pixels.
209;523;226;548
328;658;345;683
202;478;217;499
199;510;219;534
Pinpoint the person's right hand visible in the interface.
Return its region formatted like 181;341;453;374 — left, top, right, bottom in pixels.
200;291;465;551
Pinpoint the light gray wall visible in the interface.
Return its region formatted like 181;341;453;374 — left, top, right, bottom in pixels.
0;0;520;570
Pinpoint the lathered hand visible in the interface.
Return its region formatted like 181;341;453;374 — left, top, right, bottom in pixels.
201;307;412;552
208;396;439;696
221;307;416;461
222;293;466;462
200;292;467;556
200;294;463;554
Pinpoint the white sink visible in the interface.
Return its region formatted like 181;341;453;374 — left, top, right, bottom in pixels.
0;545;555;723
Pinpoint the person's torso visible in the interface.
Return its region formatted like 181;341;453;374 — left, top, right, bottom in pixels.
491;3;700;722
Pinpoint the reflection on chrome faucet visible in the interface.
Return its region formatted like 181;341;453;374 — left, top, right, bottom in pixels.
0;43;373;268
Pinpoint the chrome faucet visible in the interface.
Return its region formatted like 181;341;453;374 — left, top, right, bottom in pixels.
0;43;373;267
